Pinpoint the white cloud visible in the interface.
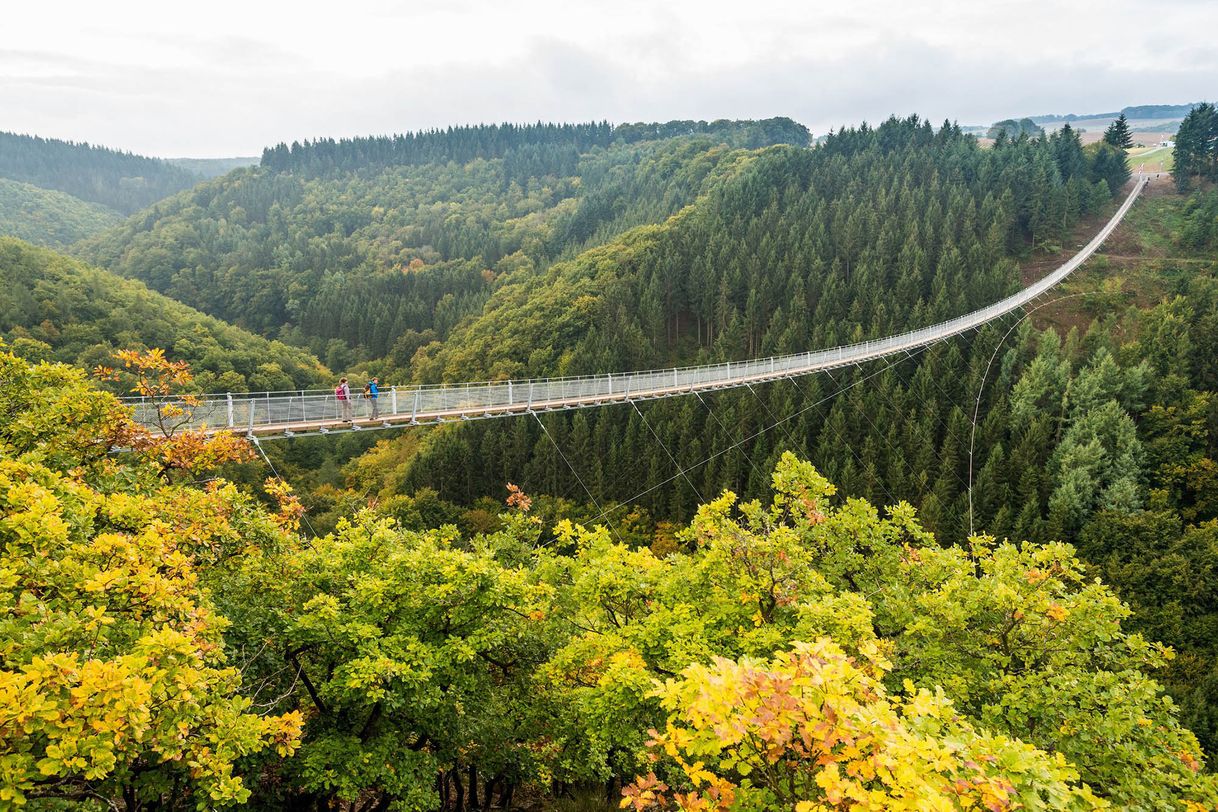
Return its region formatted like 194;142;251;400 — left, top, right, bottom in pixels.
0;0;1213;156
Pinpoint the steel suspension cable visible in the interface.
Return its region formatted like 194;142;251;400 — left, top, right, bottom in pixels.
693;389;773;490
587;350;919;527
631;399;706;505
250;435;319;541
780;367;894;506
798;367;902;508
967;291;1091;536
532;410;624;543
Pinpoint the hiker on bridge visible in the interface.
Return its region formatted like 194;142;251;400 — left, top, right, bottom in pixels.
336;377;352;422
364;377;380;419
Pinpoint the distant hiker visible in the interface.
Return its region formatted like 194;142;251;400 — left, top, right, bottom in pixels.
365;377;380;419
335;377;352;422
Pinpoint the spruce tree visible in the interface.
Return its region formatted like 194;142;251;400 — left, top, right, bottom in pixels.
1173;102;1218;191
1103;113;1134;150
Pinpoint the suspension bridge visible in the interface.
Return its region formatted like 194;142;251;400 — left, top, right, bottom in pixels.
128;175;1147;440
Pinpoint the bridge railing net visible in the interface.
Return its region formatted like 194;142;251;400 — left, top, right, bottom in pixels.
124;177;1143;435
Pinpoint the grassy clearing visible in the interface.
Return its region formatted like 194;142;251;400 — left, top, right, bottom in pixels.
1033;186;1218;335
1128;145;1174;173
1113;189;1190;254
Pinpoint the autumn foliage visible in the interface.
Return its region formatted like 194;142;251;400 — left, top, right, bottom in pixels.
0;348;300;808
95;347;254;475
2;348;1218;809
625;640;1101;811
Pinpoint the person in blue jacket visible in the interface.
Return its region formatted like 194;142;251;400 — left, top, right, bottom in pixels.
364;377;380;419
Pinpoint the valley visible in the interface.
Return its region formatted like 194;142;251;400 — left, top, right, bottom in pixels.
2;85;1218;810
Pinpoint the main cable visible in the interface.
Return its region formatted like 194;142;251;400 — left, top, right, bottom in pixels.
250;435;319;540
967;291;1090;536
631;399;706;505
532;410;624;543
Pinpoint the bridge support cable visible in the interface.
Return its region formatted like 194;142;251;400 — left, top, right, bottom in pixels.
883;324;997;495
743;382;809;457
693;389;773;492
631;400;706;507
776;373;890;503
249;435;318;541
796;367;903;508
531;411;624;543
739;377;890;503
532;403;661;531
588;351;915;528
966;291;1091;537
780;367;900;508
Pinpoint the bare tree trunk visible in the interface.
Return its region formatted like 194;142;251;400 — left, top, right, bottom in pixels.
453;769;465;812
438;773;450;811
468;766;479;810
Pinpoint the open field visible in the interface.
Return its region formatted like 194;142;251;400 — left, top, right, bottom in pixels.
1129;144;1174;173
1032;175;1216;334
1076;129;1174;148
976;130;1175;152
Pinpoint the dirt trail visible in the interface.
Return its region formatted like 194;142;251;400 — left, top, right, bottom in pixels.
1016;175;1184;335
1017;175;1175;286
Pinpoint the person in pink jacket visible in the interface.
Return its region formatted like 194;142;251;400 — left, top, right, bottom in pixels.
335;377;352;422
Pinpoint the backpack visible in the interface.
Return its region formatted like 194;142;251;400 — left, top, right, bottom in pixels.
362;384;372;399
335;384;346;400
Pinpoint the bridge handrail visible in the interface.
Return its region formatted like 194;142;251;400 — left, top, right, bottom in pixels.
124;175;1145;434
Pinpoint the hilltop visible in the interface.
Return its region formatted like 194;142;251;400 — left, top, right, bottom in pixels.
0;130;199;215
0;178;122;249
0;238;328;392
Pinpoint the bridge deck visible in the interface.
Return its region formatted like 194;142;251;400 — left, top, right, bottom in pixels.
126;176;1146;441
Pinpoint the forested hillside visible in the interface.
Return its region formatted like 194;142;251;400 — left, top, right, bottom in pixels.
0;131;199;214
258;118;810;173
82;124;797;368
310;116;1129;521
0;178;121;248
0;238;327;392
35;112;1218;798
4;349;1216;809
411;119;1125;383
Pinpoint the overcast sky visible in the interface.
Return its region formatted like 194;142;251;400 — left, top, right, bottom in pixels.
2;0;1215;158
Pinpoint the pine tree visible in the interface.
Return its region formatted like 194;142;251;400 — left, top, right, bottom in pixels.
1174;103;1218;192
1103;113;1134;150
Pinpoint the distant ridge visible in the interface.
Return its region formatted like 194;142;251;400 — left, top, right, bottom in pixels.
1028;102;1201;124
167;156;260;178
259;118;812;174
0;131;197;214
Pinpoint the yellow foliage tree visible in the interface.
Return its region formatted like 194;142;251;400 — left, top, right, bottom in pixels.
624;639;1104;812
96;347;255;477
0;349;300;807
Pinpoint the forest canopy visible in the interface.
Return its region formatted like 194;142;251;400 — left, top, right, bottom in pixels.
1;348;1215;809
259;118;811;174
15;109;1218;808
0;238;328;393
0;178;122;249
0;130;199;214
